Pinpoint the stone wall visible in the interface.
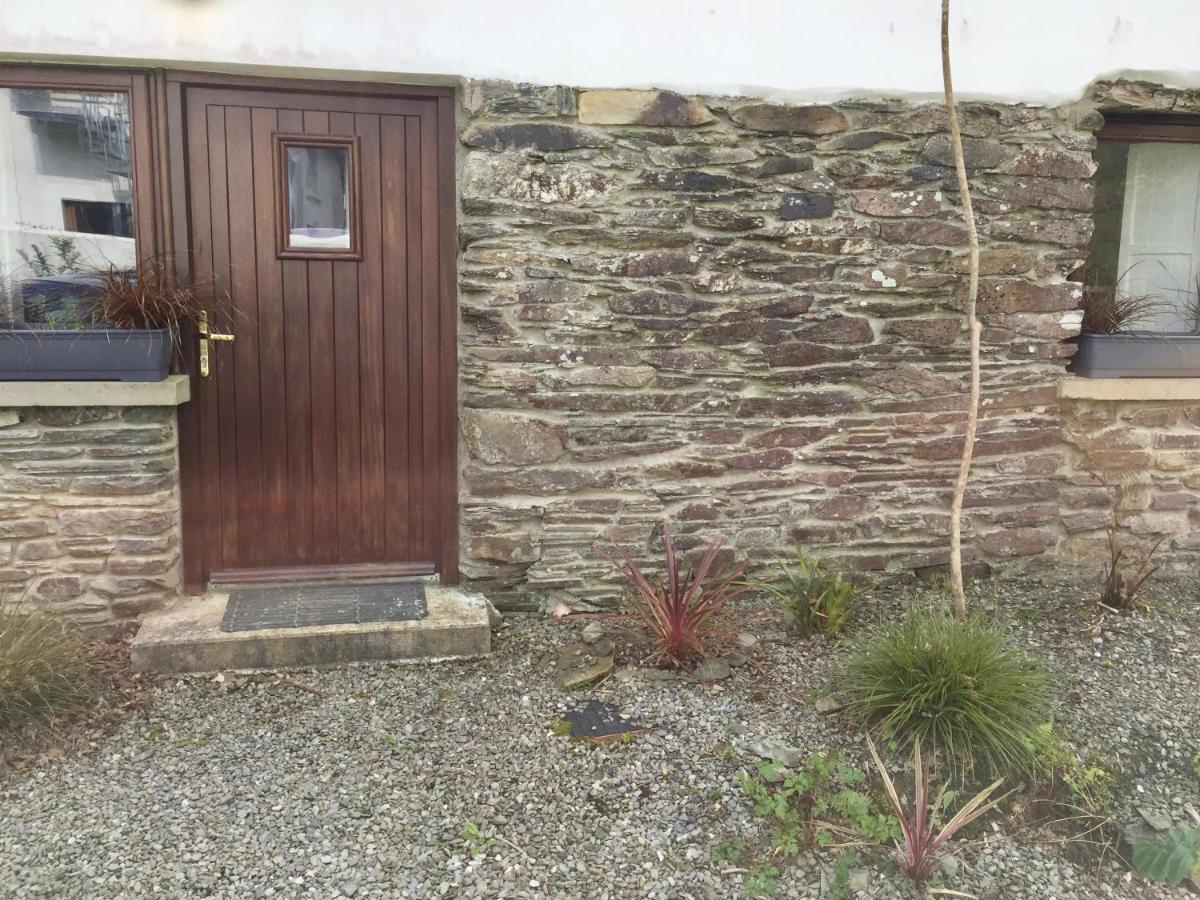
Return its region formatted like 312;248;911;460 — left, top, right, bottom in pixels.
0;407;182;627
456;81;1107;609
1061;400;1200;572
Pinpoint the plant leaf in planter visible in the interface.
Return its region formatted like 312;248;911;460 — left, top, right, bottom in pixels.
1130;826;1200;886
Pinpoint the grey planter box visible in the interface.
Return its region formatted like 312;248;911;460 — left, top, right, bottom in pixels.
1071;333;1200;378
0;329;172;382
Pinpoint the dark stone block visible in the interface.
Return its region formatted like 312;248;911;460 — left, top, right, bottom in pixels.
779;192;835;220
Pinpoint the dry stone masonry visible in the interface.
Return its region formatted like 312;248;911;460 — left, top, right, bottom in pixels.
0;407;182;627
457;79;1200;610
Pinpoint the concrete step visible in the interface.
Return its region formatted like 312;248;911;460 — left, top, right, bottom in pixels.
131;583;492;673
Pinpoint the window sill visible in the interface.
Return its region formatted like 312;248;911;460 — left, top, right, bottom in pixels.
0;374;190;407
1057;376;1200;401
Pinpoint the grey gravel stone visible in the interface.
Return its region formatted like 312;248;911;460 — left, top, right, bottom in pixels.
0;576;1195;899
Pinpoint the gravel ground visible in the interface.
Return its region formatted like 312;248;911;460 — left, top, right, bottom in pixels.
1;576;1197;899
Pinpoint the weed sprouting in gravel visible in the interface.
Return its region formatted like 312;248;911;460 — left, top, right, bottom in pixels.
1031;723;1115;822
458;820;495;857
744;863;779;898
740;750;899;855
711;837;744;865
840;609;1052;777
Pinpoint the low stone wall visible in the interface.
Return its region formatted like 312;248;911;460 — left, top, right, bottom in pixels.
0;406;182;627
1061;398;1200;573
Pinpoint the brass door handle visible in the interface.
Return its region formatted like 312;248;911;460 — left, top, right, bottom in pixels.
198;311;235;378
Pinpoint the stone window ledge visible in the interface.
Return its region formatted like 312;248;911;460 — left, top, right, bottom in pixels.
1057;376;1200;401
0;375;190;408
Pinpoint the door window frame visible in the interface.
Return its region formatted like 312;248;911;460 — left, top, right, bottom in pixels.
274;132;363;260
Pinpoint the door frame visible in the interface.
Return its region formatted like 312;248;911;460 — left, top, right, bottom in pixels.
164;70;460;592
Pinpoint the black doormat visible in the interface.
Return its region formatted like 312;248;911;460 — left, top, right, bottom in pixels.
220;581;427;633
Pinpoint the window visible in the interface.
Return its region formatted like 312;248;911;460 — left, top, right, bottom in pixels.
0;87;135;326
275;135;360;258
1088;117;1200;333
62;199;134;237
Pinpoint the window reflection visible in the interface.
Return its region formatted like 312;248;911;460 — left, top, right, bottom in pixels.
285;144;350;250
0;88;135;327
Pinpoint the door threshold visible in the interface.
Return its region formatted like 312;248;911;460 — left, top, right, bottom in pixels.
209;562;438;587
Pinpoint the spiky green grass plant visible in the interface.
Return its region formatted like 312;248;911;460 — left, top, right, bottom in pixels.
0;608;96;733
841;610;1051;776
760;550;856;638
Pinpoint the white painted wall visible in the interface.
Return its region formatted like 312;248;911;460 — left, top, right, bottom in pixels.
2;1;1199;104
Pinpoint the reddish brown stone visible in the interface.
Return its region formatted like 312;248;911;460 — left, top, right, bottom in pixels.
1006;147;1095;178
814;495;871;519
758;296;814;318
795;316;874;344
980;527;1056;557
35;576;83;601
884;318;960;346
468;534;540;564
748;426;835;449
878;220;968;245
109;558;178;576
0;519;51;538
988;217;1092;248
730;103;848;135
964;279;1083;314
464;410;567;465
852;190;943;217
60;509;174;537
723;449;794;470
868;365;959;398
764;342;857;367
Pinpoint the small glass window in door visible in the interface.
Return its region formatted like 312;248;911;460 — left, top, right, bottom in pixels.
276;137;359;258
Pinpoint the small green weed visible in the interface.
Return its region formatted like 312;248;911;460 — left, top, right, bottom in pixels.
760;550;856;638
829;849;858;900
744;863;779;898
740;750;899;855
712;837;744;865
458;820;495;857
1033;723;1114;820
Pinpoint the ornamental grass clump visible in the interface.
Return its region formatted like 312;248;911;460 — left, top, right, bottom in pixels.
0;608;96;733
841;609;1051;777
600;526;750;668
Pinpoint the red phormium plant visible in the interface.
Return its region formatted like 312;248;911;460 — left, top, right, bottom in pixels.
599;526;750;668
867;736;1011;885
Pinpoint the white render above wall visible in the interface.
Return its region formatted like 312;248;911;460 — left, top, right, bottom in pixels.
2;0;1200;104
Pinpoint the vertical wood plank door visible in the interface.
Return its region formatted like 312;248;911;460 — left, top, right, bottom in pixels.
174;81;457;588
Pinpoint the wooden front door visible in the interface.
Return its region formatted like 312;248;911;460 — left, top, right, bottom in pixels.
173;78;457;588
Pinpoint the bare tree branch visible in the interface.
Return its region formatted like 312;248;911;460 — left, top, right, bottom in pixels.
942;0;982;620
